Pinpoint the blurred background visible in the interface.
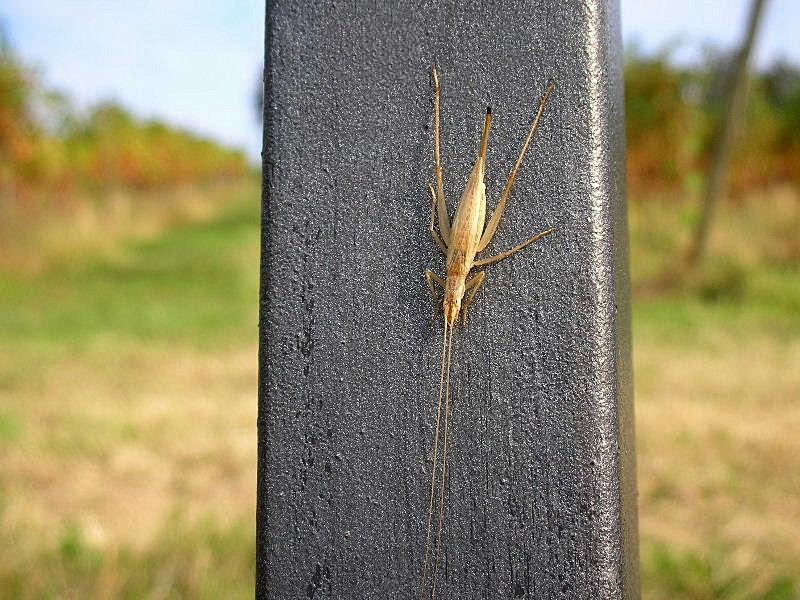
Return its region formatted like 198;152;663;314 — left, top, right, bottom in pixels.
0;1;797;598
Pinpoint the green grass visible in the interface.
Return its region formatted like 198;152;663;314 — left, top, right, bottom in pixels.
642;543;797;600
0;516;254;600
0;193;260;352
633;285;800;347
630;192;800;345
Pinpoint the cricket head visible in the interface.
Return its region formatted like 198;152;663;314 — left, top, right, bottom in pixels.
443;281;465;327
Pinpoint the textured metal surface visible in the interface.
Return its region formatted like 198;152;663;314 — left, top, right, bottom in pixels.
257;0;639;598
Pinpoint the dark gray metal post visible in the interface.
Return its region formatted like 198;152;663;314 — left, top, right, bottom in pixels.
258;1;639;598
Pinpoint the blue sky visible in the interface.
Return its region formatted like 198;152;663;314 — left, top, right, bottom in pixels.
2;1;798;161
622;0;800;66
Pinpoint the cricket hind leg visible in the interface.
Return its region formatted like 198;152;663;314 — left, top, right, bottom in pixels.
477;83;556;252
431;65;451;245
472;227;555;268
428;183;448;254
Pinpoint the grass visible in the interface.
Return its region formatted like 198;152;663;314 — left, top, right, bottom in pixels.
0;186;260;351
0;181;258;274
642;543;797;600
0;516;255;600
631;187;800;599
0;182;260;599
1;181;798;598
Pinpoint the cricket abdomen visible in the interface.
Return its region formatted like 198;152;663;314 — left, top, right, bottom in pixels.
441;155;488;326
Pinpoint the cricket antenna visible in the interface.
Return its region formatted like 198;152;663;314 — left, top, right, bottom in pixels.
432;320;455;600
421;320;450;599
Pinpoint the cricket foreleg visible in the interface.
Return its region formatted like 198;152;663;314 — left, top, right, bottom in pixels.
473;228;555;268
425;269;445;322
461;271;486;327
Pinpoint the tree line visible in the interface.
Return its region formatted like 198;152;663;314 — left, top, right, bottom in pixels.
4;29;799;208
625;43;800;201
0;31;251;207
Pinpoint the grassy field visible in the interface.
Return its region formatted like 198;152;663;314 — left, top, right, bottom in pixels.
1;182;798;598
0;184;260;599
631;188;800;600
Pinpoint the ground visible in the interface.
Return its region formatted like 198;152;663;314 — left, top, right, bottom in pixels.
0;182;797;598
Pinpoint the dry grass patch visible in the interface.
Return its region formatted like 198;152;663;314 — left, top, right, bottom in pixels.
636;332;800;591
0;179;258;274
0;344;257;549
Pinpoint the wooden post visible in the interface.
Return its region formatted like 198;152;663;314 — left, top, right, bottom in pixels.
687;0;769;268
258;1;639;597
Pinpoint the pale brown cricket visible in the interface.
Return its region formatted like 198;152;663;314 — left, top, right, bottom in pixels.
421;65;555;599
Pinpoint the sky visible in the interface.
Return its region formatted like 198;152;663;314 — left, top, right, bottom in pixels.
1;1;798;161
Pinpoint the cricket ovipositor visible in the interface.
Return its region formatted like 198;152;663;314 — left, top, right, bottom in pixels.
421;65;555;599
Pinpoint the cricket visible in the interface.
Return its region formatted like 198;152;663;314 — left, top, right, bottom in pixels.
421;65;556;599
